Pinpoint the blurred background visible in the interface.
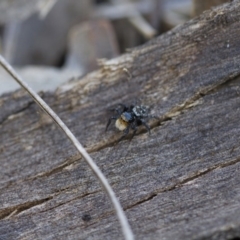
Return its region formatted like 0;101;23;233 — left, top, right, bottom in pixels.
0;0;228;95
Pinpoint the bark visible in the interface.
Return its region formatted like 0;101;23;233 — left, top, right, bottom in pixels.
1;1;240;239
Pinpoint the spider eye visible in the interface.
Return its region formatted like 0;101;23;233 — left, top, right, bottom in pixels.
121;112;133;122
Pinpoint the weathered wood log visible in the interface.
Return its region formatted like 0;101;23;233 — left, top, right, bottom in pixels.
1;1;240;239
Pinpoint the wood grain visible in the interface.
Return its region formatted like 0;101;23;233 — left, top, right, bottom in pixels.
1;1;240;239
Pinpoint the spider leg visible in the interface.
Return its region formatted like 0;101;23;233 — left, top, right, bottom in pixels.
115;109;122;115
106;116;117;131
118;125;130;142
130;122;138;140
108;104;127;115
141;119;151;135
117;103;128;110
108;108;121;115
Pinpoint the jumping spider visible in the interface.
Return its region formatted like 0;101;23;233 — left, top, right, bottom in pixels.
106;104;158;141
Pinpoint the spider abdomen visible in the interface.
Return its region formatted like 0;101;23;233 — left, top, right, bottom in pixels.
115;118;128;131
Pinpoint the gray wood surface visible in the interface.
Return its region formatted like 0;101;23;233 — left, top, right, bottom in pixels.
1;1;240;239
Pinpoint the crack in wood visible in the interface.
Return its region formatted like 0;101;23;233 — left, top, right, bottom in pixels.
124;156;240;211
27;157;80;181
124;193;158;210
0;100;35;127
37;191;100;215
0;196;53;220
